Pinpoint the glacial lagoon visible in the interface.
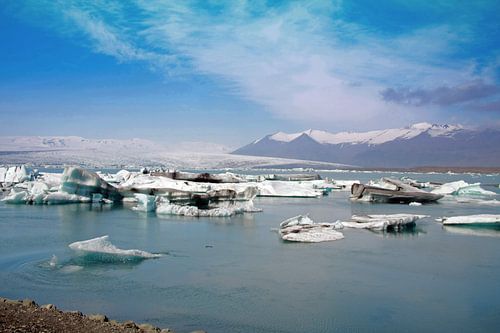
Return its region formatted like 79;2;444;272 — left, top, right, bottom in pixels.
1;169;500;332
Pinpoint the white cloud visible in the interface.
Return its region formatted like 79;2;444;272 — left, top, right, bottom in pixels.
33;0;497;128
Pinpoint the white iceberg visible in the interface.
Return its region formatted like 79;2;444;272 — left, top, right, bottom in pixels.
257;181;322;198
431;181;495;196
45;192;91;204
2;165;30;184
341;214;427;231
68;235;162;259
1;190;29;204
279;215;344;242
156;200;260;217
133;193;157;212
438;214;500;225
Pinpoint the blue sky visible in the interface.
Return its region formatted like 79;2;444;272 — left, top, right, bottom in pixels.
0;0;499;146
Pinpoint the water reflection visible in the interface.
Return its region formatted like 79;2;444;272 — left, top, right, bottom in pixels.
443;225;500;238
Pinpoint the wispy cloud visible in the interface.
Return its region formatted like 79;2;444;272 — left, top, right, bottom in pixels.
17;0;500;127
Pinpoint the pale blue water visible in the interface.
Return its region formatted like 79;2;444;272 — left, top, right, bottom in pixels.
1;170;500;332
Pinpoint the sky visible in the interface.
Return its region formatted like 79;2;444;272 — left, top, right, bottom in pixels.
0;0;499;147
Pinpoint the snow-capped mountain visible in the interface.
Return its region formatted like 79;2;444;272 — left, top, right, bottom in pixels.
233;123;500;167
0;135;347;169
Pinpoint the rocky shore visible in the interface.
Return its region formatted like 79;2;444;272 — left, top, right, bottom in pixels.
0;297;205;333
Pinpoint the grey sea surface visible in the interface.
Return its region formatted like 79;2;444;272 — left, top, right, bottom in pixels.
1;170;499;332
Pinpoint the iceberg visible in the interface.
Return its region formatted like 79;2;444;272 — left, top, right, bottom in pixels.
133;193;157;212
279;215;344;242
431;181;495;196
1;190;29;204
152;170;245;183
45;192;91;204
438;214;500;225
341;214;427;231
351;178;443;203
2;165;30;184
257;181;322;197
68;235;162;259
156;200;260;217
60;167;122;201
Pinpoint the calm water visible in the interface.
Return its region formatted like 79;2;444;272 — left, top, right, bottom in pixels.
1;170;500;332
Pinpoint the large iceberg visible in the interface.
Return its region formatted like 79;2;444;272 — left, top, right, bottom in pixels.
279;215;344;242
438;214;500;225
341;214;427;231
69;235;162;259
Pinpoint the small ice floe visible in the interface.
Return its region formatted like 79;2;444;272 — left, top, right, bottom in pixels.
409;202;422;206
279;215;344;243
69;235;162;259
437;214;500;226
431;181;496;196
341;214;428;231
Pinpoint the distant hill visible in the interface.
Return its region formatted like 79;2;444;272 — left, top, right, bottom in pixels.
232;123;500;168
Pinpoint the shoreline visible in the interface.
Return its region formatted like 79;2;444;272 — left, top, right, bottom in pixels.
0;296;204;333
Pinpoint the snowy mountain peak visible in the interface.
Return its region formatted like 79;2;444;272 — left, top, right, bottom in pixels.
264;123;464;146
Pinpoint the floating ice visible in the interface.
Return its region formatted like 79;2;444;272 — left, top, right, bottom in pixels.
279;215;344;242
133;193;157;212
257;181;322;197
409;202;422;206
60;167;122;200
438;214;500;225
68;235;162;259
431;181;495;196
2;165;30;184
156;200;260;217
1;190;29;204
45;192;91;204
341;214;427;231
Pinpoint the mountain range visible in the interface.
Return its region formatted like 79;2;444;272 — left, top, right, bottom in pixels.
232;123;500;167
